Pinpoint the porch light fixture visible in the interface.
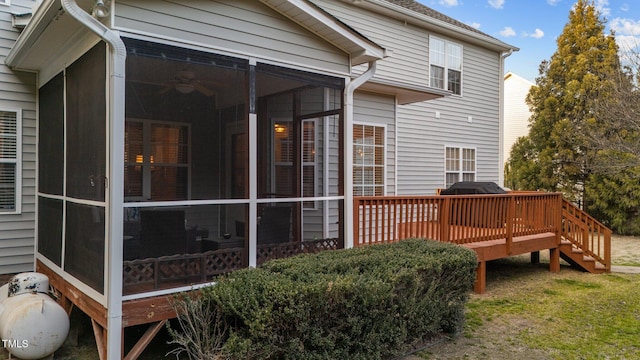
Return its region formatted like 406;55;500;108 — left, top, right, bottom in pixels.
92;0;110;18
274;123;286;133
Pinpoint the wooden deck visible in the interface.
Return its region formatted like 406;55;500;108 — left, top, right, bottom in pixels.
354;192;611;293
37;192;611;360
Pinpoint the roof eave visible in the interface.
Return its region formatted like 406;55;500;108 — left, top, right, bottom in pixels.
342;0;519;53
259;0;388;65
6;0;61;70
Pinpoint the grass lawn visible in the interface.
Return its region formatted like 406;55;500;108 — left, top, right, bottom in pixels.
416;254;640;359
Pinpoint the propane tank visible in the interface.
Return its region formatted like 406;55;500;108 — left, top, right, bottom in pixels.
0;272;70;360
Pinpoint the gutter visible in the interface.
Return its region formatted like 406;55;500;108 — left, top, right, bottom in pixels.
60;1;126;359
344;61;377;249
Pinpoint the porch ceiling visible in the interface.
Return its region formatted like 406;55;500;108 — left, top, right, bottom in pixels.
359;78;450;104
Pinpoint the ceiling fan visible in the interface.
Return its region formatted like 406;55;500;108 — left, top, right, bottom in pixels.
159;69;215;97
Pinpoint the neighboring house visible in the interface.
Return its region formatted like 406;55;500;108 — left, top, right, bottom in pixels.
0;0;37;275
1;0;516;358
503;71;534;167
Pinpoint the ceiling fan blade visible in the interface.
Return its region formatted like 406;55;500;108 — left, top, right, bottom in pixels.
193;83;215;97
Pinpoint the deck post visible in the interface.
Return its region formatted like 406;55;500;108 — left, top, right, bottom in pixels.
549;247;560;272
440;197;451;242
353;197;360;246
474;261;486;294
506;195;515;255
531;251;540;264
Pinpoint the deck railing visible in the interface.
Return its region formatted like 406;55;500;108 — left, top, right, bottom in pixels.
353;192;563;248
561;198;611;270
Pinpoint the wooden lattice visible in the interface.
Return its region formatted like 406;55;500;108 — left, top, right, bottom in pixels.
123;239;342;291
257;238;342;265
204;248;245;277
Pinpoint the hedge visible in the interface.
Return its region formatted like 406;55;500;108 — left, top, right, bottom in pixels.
172;239;477;360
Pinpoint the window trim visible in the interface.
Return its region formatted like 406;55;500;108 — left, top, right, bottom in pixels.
353;122;386;196
0;108;22;214
124;118;191;202
444;145;476;188
429;36;463;96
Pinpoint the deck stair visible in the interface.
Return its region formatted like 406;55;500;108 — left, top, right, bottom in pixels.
558;198;610;274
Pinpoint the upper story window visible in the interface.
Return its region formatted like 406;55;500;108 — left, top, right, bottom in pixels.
445;146;475;188
430;37;463;95
0;109;20;213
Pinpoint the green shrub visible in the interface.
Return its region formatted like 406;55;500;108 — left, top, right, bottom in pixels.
173;239;477;360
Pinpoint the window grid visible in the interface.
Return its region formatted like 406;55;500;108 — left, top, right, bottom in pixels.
445;146;475;188
353;124;384;196
429;37;463;95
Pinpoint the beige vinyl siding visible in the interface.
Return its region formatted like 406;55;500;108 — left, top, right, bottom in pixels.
397;43;502;194
114;0;350;75
353;92;396;195
0;0;37;274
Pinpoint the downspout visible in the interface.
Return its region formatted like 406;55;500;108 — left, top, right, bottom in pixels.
60;1;126;359
498;49;513;188
344;61;376;249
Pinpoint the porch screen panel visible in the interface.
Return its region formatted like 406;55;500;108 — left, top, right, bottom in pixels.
65;202;105;294
66;43;107;201
124;38;248;201
256;64;343;201
38;73;64;196
37;197;63;266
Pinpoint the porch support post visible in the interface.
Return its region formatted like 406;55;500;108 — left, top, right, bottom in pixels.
474;261;486;294
60;1;127;360
248;59;258;267
344;61;376;249
549;247;560;273
531;251;540;264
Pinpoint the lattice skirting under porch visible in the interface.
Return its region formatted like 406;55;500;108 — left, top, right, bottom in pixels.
123;238;342;294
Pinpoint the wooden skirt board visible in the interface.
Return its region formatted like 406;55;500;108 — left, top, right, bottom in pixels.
36;260;182;360
461;232;557;262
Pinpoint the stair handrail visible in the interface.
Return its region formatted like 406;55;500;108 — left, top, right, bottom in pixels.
561;198;611;271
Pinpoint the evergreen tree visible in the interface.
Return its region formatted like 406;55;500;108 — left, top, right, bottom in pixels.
506;0;622;203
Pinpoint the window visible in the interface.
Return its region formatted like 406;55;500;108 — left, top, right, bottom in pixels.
445;146;475;187
0;109;20;213
353;124;384;196
430;37;462;95
273;119;316;208
125;120;190;201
